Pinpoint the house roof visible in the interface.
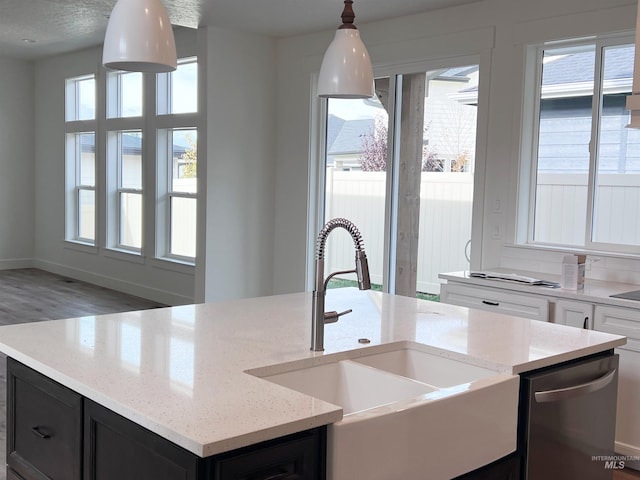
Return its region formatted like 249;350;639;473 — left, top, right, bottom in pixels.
80;132;187;156
327;116;374;155
542;47;634;85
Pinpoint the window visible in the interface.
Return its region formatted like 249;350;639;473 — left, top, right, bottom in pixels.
322;63;480;298
64;55;199;265
109;130;143;251
65;75;96;245
106;69;145;254
65;74;95;121
107;71;143;118
158;57;198;115
523;35;639;253
157;57;198;261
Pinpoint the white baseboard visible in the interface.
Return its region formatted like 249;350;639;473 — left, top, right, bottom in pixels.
33;259;193;306
0;258;35;270
616;441;640;457
615;441;640;471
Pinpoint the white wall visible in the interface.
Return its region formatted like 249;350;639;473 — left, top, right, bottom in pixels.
272;0;638;294
196;26;277;302
0;57;34;268
1;26;276;306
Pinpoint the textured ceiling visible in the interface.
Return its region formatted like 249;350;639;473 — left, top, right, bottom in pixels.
0;0;485;60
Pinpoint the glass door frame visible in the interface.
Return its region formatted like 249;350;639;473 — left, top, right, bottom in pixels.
307;53;489;294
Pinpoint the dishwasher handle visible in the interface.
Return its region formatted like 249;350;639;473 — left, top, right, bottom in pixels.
534;369;616;403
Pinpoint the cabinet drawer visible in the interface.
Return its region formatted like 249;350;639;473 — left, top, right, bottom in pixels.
211;427;326;480
594;305;640;352
7;358;83;480
440;284;549;321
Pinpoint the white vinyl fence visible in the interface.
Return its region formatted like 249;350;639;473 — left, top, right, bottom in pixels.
326;170;640;295
535;173;640;246
325;169;473;294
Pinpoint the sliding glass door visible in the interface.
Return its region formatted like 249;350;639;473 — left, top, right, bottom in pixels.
322;63;479;299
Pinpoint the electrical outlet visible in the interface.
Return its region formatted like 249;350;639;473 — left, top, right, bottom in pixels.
493;199;502;213
491;225;501;239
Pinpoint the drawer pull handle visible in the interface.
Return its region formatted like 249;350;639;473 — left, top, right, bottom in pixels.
30;427;50;439
263;474;301;480
482;300;500;306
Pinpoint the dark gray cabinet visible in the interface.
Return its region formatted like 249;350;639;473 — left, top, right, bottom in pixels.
7;358;83;480
211;428;326;480
6;358;326;480
84;399;204;480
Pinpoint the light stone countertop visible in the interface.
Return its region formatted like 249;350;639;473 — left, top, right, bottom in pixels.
0;288;626;457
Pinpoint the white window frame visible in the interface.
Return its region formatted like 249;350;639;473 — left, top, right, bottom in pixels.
155;57;199;264
65;74;97;247
107;129;144;254
519;32;637;255
156;127;197;262
311;54;488;294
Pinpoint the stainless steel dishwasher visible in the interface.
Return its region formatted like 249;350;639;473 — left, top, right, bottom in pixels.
520;352;619;480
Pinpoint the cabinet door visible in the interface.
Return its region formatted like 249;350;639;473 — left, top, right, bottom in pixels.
210;428;326;480
440;284;549;321
594;305;640;461
84;399;203;480
7;358;82;480
554;299;593;329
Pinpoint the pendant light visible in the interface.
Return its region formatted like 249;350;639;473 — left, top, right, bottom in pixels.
317;0;374;99
103;0;177;73
626;0;640;128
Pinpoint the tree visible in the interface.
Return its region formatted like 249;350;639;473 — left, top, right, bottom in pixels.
358;118;443;172
180;133;197;178
358;118;388;171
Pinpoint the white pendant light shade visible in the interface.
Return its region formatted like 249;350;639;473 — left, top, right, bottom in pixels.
103;0;177;73
626;0;640;128
317;0;374;99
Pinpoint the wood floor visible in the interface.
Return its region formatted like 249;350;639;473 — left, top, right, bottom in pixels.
0;268;165;480
0;268;638;480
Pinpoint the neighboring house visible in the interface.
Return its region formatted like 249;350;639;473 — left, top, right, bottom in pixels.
328;48;637;175
326;67;480;172
326;116;374;170
80;133;190;183
537;47;639;174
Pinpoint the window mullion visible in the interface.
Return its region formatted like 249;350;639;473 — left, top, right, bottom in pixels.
382;74;400;295
527;45;546;244
584;41;606;250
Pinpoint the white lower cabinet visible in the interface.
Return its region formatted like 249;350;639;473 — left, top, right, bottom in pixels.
440;284;549;321
554;299;593;329
594;305;640;459
440;279;640;460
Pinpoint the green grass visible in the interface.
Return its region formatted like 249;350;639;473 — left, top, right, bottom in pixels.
327;278;440;302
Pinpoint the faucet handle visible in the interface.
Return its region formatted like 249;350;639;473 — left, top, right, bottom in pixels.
323;309;353;324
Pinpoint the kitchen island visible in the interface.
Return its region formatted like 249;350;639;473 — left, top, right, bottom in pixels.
0;288;626;479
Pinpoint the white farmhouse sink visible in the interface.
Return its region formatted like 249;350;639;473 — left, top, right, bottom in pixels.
255;343;519;480
352;346;497;387
264;359;436;415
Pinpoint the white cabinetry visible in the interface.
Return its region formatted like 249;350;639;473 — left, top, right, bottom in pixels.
554;299;593;329
595;305;640;458
439;273;640;459
440;284;549;321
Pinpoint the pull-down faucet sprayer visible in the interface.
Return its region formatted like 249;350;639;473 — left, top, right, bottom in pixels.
311;218;371;351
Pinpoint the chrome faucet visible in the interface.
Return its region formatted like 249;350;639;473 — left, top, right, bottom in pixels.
311;218;371;351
